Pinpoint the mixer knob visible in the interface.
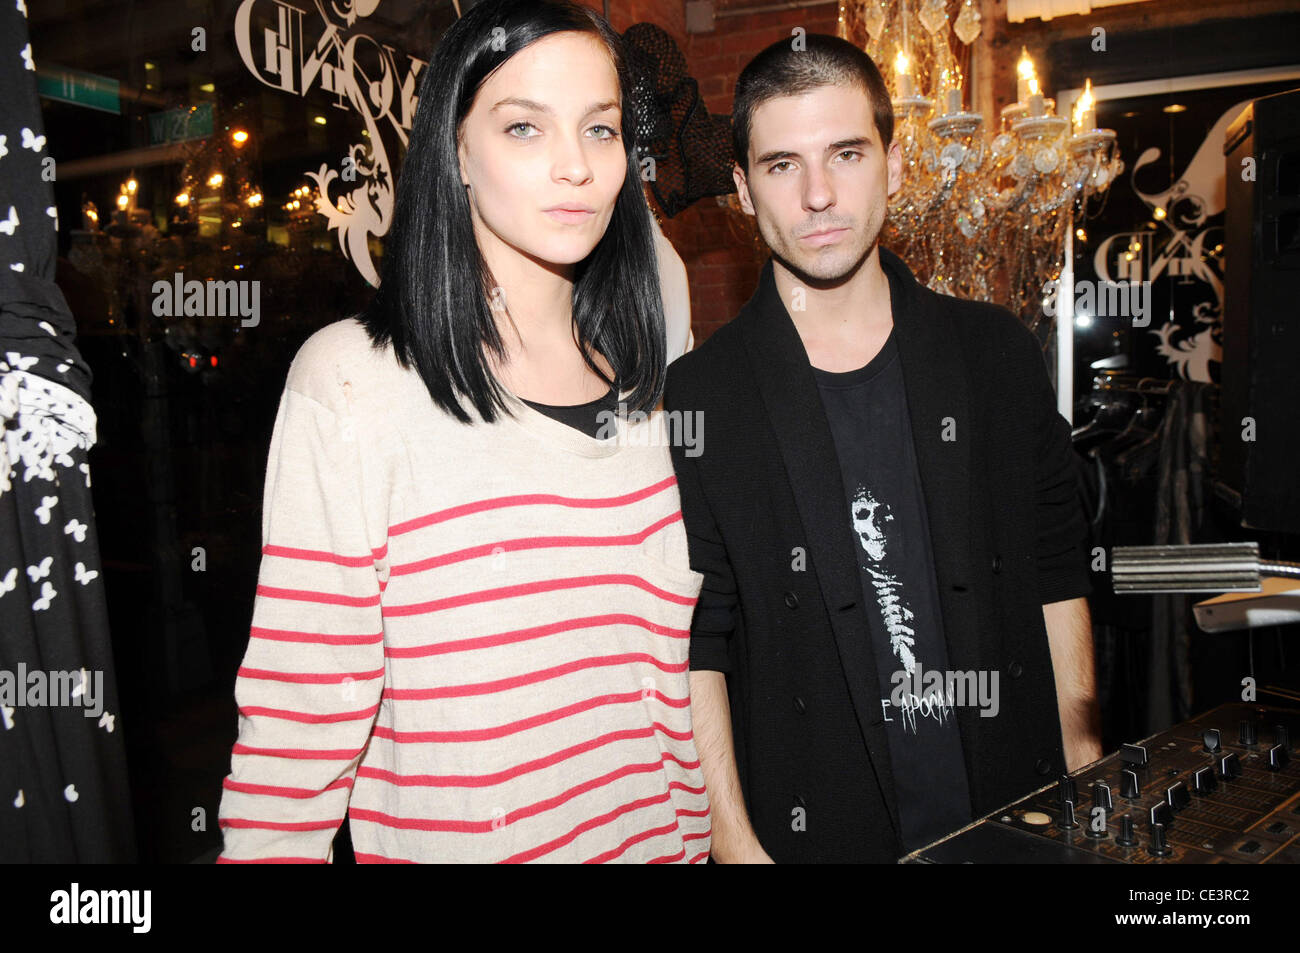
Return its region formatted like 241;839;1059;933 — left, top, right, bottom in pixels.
1121;768;1141;800
1120;743;1149;767
1166;780;1191;812
1192;765;1217;796
1116;814;1138;847
1092;781;1113;812
1057;799;1080;831
1148;821;1173;857
1220;752;1242;780
1267;743;1289;771
1202;728;1221;752
1150;801;1173;830
1239;719;1257;747
1058;775;1077;806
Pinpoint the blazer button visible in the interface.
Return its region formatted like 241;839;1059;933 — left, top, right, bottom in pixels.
784;591;799;609
991;554;1003;574
794;695;807;714
1035;759;1052;776
1008;661;1023;679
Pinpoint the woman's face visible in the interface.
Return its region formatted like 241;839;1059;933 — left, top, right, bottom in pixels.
457;31;627;272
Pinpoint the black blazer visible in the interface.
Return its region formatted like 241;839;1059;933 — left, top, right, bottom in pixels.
664;248;1092;863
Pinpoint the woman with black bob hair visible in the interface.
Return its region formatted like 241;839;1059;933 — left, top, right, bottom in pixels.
217;0;711;863
364;0;665;422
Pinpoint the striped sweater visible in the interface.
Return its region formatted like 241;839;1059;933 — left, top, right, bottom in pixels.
217;318;710;863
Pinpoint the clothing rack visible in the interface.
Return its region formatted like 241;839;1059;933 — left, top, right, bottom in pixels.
1088;372;1179;397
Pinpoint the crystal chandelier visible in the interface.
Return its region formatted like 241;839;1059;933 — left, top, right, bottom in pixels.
838;0;1124;335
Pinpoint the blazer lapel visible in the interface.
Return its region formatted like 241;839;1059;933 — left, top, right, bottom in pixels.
738;256;903;845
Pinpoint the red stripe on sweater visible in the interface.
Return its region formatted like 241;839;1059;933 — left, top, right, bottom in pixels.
358;726;652;787
232;743;364;760
357;734;698;788
256;584;381;608
667;781;709;798
237;701;381;724
385;652;687;700
389;475;678;536
262;544;374;567
251;626;383;646
584;822;681;864
216;856;327;864
383;574;696;618
353;851;414;864
688;850;710;864
672;805;711;818
390;512;684;576
222;777;354;799
384;613;686;659
647;847;688;864
348;759;669;834
220;817;339;832
500;791;672;863
238;665;384;684
369;692;688;742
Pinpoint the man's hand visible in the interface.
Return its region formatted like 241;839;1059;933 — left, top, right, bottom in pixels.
689;670;774;863
1043;597;1103;772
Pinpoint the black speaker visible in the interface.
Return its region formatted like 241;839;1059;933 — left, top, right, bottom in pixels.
1220;87;1300;534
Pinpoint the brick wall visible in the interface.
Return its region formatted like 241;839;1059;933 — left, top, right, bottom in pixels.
674;2;841;342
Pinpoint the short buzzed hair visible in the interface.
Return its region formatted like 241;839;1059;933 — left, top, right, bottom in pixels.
731;33;894;171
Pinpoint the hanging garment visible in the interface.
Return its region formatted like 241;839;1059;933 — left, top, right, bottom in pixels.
1146;381;1214;734
1074;431;1159;748
0;2;135;861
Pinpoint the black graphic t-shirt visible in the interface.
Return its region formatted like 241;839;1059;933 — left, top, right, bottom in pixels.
813;329;973;853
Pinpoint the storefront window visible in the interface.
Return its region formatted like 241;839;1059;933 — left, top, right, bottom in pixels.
33;0;454;861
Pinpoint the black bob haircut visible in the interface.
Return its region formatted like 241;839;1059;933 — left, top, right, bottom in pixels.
358;0;665;424
731;33;894;172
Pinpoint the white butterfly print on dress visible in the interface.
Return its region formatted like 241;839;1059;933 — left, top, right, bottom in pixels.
26;555;51;581
32;579;55;610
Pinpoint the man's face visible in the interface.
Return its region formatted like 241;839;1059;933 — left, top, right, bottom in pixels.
734;83;902;284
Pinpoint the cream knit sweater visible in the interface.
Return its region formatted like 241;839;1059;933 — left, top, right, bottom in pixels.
217;318;710;863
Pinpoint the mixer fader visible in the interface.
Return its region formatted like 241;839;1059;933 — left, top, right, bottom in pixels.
904;703;1300;863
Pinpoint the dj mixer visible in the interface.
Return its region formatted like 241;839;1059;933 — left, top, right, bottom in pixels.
903;703;1300;863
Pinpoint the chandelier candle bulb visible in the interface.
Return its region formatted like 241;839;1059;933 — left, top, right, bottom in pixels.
1016;47;1036;103
895;49;916;99
1074;80;1097;133
1028;85;1047;119
945;87;963;115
